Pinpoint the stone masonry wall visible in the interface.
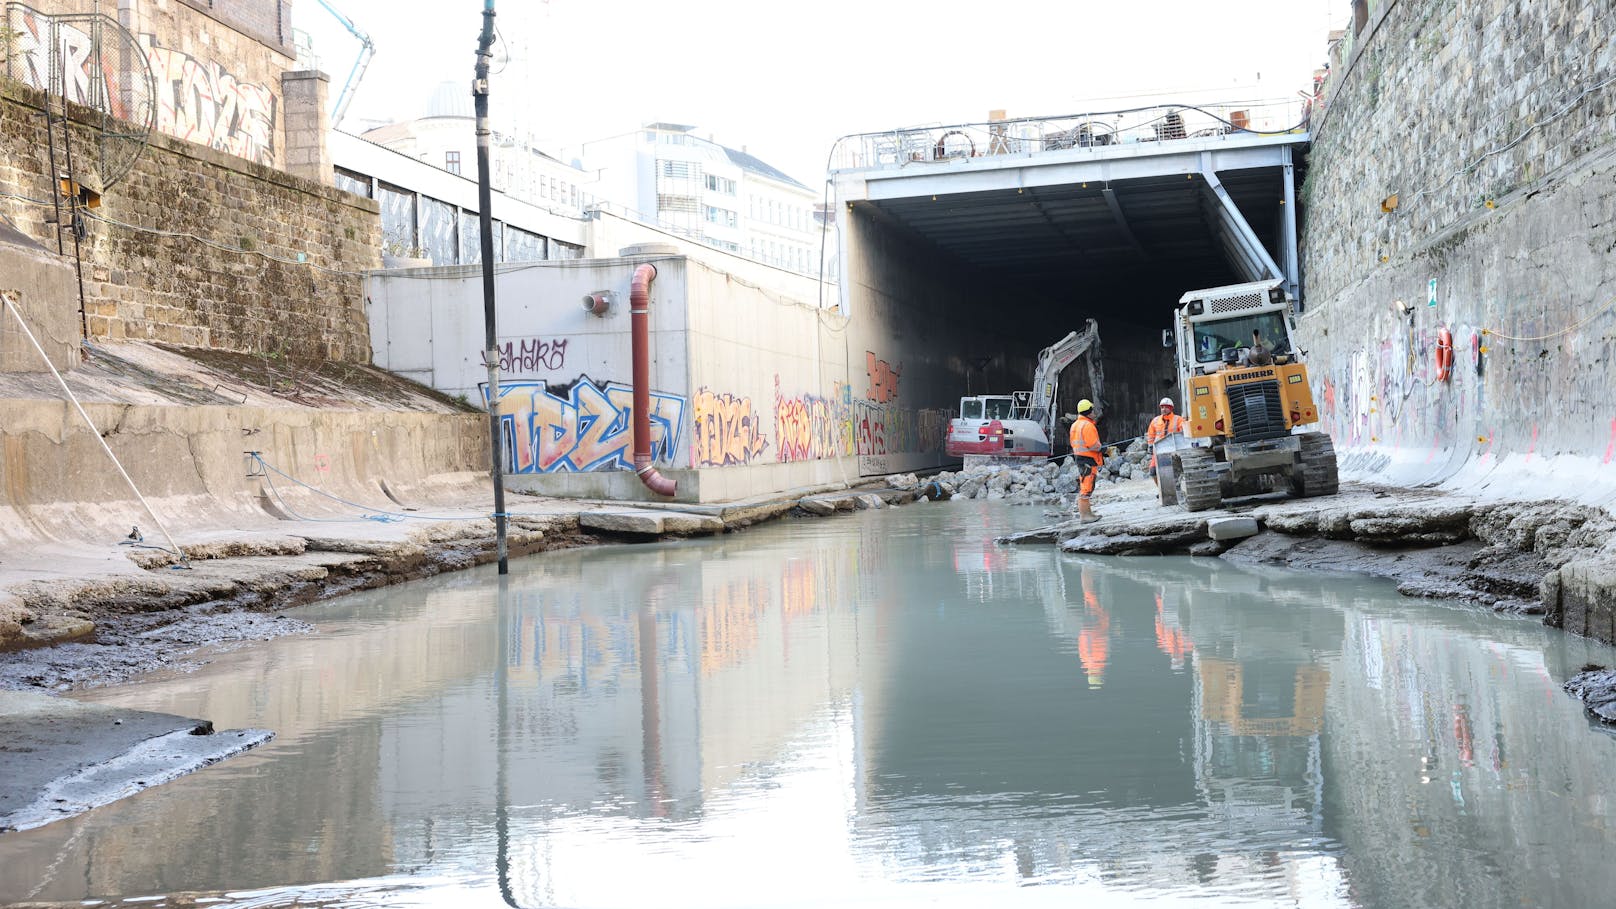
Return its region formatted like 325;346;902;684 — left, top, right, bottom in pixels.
1299;0;1615;473
6;0;294;168
1300;0;1616;642
0;80;380;361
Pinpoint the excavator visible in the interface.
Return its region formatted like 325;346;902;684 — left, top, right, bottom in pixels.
944;320;1103;467
1156;279;1337;510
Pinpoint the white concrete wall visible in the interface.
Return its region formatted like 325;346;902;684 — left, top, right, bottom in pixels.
366;240;870;503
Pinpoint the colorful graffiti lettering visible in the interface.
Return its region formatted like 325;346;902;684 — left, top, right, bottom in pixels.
773;376;854;462
692;388;769;467
140;35;277;167
5;11;139;117
854;401;950;456
498;337;568;373
486;378;685;474
865;352;902;403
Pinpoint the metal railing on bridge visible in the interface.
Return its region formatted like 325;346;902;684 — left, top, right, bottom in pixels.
830;98;1311;172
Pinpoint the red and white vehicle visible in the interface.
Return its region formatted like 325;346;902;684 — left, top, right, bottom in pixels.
944;321;1103;466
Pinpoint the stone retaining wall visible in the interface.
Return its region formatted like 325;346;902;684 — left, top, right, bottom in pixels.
1299;0;1616;498
0;80;380;361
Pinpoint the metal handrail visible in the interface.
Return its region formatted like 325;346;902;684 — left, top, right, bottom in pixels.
830;98;1310;172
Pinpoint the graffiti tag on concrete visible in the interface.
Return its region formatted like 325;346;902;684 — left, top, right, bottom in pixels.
498;337;568;373
865;352;902;403
486;378;685;474
772;376;854;462
692;388;769;467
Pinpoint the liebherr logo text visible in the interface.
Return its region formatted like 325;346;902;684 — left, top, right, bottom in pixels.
1228;368;1276;382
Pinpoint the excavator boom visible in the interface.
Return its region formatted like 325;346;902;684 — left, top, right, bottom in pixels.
1028;318;1102;434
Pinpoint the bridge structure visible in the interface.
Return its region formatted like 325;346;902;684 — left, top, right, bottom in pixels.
827;103;1312;441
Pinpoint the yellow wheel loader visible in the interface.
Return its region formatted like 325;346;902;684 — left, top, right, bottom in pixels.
1156;280;1338;511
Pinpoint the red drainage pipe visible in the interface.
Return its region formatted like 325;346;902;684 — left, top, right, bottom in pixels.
631;263;677;496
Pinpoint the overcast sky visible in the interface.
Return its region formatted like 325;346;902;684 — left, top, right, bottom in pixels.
296;0;1343;186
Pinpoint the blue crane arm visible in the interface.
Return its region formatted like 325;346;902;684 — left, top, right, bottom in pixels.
315;0;375;127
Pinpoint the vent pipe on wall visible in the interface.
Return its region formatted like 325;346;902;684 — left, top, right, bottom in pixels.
630;263;677;496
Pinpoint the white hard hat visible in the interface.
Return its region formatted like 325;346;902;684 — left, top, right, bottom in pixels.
1159;397;1175;408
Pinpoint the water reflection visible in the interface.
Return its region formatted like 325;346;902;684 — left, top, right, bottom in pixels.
1;501;1614;908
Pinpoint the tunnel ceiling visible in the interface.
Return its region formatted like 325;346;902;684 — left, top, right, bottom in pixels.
859;166;1289;327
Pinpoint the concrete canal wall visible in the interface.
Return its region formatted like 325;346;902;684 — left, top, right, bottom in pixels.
1299;0;1616;504
368;208;1020;503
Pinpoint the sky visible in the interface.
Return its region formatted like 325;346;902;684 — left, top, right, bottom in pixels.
295;0;1344;187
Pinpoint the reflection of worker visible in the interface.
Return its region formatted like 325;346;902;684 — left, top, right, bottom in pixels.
1068;399;1104;523
1077;567;1110;689
1145;397;1186;481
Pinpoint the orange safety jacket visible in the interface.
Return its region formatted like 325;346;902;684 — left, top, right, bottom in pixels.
1069;415;1103;465
1146;412;1186;446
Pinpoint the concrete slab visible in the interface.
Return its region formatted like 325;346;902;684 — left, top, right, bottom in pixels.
0;690;270;832
661;513;725;535
580;511;667;535
1208;516;1261;541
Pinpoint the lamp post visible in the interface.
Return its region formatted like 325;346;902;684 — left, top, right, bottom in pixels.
474;0;508;574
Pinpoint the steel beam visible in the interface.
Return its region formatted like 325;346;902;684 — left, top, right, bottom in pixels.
1101;187;1148;261
1198;157;1284;286
1280;145;1300;303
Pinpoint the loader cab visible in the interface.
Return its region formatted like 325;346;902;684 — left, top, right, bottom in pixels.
1175;279;1298;379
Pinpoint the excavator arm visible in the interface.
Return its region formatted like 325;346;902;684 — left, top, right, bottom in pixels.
1027;318;1102;435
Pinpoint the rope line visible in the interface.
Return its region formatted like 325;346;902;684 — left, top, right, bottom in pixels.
0;291;191;567
1481;294;1616;343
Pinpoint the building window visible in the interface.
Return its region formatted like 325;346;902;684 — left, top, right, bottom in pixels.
445;151;461;175
705;174;736;194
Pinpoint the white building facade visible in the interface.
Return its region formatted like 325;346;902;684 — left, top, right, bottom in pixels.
359;83;599;221
579;124;822;275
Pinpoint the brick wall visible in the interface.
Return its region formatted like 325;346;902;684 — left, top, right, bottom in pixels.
1;80;381;361
176;0;294;55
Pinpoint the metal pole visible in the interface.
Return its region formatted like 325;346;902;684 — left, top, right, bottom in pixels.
474;0;508;574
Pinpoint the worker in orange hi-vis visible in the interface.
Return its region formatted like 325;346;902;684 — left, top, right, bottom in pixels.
1145;397;1187;484
1068;399;1104;523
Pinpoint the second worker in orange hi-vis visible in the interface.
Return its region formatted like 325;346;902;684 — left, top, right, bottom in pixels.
1144;397;1187;483
1068;398;1104;523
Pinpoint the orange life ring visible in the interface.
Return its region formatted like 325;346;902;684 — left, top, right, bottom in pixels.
1435;327;1454;382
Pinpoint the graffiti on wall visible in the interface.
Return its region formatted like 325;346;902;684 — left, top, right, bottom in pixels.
139;35;277;167
3;12;122;112
692;388;769;467
486;377;685;474
854;401;950;457
772;376;854;462
499;337;568;373
865;352;902;403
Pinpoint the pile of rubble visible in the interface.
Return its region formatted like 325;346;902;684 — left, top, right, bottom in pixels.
923;440;1153;506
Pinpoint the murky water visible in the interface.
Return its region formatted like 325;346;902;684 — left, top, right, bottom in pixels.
3;500;1616;908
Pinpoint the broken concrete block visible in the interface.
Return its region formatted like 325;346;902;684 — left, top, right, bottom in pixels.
856;494;886;509
798;498;836;516
662;513;725;535
1207;516;1260;541
580;511;665;535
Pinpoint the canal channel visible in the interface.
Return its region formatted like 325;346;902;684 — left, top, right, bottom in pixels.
3;500;1615;907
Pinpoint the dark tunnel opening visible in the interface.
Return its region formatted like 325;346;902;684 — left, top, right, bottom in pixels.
853;160;1296;450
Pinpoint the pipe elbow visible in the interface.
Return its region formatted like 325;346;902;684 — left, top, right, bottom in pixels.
635;456;678;497
630;263;657;305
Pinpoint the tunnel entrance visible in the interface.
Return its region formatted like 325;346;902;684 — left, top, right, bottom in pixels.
833;108;1305;450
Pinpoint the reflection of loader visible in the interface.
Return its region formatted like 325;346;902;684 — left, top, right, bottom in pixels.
1157;280;1338;511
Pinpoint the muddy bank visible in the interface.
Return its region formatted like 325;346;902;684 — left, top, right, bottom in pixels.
985;463;1616;639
